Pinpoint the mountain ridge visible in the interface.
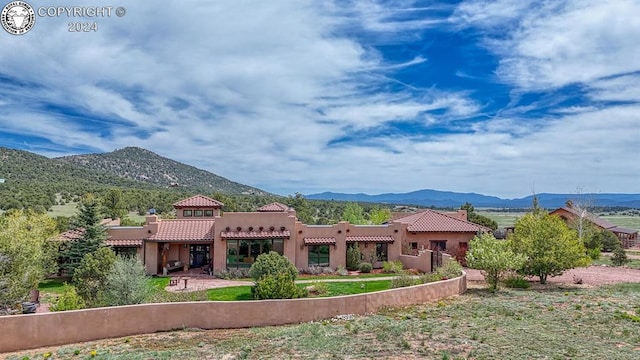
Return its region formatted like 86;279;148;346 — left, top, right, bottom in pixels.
307;190;640;208
55;146;266;195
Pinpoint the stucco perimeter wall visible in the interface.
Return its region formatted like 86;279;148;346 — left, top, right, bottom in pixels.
0;274;466;354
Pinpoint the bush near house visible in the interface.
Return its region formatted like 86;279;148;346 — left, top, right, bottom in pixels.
346;245;362;271
382;260;404;274
249;252;305;300
358;262;373;273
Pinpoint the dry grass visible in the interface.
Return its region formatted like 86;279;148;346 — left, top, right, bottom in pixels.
7;283;640;360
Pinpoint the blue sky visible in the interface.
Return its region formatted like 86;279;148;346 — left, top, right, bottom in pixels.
1;0;639;198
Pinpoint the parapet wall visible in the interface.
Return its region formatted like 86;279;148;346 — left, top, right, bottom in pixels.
0;273;466;354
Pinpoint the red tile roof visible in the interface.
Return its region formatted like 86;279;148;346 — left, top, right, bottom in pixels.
220;230;291;239
146;220;215;242
346;235;394;243
394;210;488;232
304;237;336;245
173;195;224;208
107;238;143;247
257;202;290;212
54;229;84;241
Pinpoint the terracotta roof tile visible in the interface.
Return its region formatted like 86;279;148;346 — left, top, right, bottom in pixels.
394;210;488;232
107;239;143;247
304;237;336;245
54;229;84;241
257;202;290;212
346;235;394;243
173;195;224;208
220;230;291;239
146;220;215;242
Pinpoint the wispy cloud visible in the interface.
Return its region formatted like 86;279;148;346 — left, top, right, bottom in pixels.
0;0;638;198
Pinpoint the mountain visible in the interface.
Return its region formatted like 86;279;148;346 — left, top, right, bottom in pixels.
55;147;266;194
307;190;640;208
0;147;147;189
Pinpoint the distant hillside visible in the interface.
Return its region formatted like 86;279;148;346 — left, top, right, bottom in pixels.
0;147;146;189
56;147;266;195
307;190;640;208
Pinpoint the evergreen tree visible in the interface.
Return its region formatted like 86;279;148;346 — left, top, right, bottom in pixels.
61;194;107;276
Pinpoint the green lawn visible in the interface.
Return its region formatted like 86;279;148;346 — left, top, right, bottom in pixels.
11;283;640;359
38;278;68;295
205;280;393;301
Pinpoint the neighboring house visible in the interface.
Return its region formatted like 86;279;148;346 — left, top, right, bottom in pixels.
550;202;639;248
56;194;489;274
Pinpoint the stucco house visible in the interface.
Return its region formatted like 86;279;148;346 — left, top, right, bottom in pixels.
549;202;638;248
61;194;489;274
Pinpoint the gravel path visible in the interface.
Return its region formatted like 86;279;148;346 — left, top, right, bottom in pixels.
465;265;640;286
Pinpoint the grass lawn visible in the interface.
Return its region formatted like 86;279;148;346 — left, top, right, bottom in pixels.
205;280;393;301
10;283;640;359
593;255;640;269
38;278;68;295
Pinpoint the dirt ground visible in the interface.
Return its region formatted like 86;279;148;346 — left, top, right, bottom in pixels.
465;265;640;286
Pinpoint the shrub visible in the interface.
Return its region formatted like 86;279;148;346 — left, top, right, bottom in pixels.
611;246;630;266
502;273;530;289
215;268;250;279
252;273;307;299
336;265;349;276
390;272;417;288
346;245;362;271
420;273;443;283
307;281;328;296
103;256;152;306
302;265;334;275
249;252;298;282
382;260;404;274
72;247;117;307
50;283;86;311
600;230;622;252
587;247;601;260
358;262;373;273
435;260;463;279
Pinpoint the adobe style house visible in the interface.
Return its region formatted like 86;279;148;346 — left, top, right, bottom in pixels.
64;195;488;275
550;202;639;248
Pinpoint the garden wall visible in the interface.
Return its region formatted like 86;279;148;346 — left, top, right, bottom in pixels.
0;273;466;353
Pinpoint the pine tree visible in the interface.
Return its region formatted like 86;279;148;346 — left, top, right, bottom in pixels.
61;194;107;276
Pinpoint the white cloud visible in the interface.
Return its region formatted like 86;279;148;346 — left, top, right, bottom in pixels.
1;0;638;199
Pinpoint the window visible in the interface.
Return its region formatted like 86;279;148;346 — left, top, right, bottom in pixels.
113;247;137;257
308;245;330;266
194;210;203;217
204;210;214;217
430;240;447;252
183;210;192;217
376;243;388;261
226;239;284;268
411;242;418;250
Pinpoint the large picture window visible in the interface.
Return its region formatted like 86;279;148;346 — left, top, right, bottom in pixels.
308;245;330;267
226;239;284;268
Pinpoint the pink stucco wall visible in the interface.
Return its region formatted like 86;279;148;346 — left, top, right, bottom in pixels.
0;274;466;354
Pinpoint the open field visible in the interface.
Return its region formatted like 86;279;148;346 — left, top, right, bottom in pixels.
46;201;147;224
479;210;640;231
10;282;640;359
